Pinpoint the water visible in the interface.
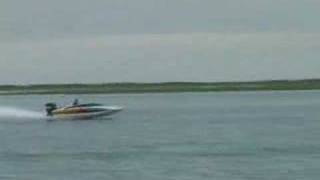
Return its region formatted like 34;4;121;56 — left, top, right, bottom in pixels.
0;107;44;120
0;91;319;180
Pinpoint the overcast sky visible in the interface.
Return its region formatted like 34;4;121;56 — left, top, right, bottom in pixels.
1;0;320;84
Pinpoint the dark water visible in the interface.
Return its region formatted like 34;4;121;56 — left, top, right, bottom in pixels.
0;91;319;180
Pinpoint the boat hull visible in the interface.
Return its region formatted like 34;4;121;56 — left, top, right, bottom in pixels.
48;106;122;120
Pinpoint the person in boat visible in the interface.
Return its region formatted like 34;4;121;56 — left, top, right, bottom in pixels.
73;99;79;106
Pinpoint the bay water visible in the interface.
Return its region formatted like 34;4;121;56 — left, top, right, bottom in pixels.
0;91;319;180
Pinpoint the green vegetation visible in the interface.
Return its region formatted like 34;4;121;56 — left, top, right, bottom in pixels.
1;79;320;95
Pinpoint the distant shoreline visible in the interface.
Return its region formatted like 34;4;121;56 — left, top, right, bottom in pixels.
1;79;320;95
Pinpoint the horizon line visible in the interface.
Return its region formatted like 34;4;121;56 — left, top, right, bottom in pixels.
1;78;320;87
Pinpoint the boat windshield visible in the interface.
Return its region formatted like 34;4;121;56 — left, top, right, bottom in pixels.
67;103;103;108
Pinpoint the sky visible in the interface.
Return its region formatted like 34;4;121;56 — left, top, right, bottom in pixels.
0;0;320;84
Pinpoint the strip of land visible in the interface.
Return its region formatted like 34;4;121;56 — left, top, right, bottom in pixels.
1;79;320;95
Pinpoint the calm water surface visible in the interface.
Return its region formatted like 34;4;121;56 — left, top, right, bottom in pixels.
0;91;319;180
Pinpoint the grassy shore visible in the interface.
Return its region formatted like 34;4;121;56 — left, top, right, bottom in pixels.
1;79;320;95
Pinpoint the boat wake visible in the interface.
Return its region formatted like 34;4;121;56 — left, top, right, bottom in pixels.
0;106;45;120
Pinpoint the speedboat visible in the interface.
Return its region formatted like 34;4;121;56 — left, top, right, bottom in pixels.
45;102;123;120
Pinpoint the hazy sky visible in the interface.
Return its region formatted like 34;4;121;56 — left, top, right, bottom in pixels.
1;0;320;84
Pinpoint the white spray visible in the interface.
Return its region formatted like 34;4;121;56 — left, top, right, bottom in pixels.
0;106;45;119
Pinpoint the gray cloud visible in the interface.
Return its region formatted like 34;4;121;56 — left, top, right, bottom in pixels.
0;0;320;84
0;32;319;84
1;0;320;41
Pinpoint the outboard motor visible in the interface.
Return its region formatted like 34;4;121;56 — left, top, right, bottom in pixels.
45;103;57;116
